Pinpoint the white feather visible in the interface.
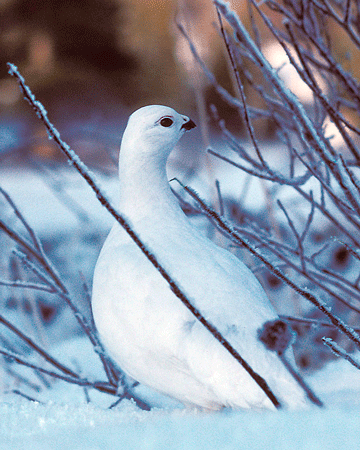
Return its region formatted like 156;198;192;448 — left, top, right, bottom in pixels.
92;105;307;410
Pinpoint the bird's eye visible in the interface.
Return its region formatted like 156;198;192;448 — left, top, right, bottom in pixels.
160;117;174;127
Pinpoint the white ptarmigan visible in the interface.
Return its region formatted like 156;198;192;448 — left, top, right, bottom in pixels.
92;105;306;410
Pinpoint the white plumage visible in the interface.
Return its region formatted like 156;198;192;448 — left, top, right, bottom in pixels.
92;105;306;410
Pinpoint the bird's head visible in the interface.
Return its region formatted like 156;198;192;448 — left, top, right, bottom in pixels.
120;105;196;160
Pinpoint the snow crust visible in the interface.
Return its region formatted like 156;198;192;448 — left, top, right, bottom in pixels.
1;395;359;450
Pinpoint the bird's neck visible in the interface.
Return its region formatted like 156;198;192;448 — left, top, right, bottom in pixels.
118;149;183;225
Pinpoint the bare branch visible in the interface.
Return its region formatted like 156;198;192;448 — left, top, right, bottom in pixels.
12;390;44;404
0;185;43;253
0;313;79;378
0;279;54;293
322;337;360;370
0;347;94;388
282;315;360;333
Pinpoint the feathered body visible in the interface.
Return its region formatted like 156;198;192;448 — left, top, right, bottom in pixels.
92;105;306;410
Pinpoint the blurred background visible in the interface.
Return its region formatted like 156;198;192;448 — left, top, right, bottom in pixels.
0;0;242;166
1;0;357;164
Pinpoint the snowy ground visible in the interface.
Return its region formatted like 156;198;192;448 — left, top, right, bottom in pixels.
1;401;359;450
0;346;360;450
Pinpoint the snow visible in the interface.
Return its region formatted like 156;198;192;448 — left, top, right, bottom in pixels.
1;352;360;450
2;328;360;449
0;168;117;237
1;335;359;449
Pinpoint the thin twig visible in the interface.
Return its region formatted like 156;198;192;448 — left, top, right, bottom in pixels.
0;186;43;253
0;279;54;293
12;390;44;404
0;347;95;388
281;315;360;332
0;313;79;378
322;337;360;370
279;354;323;406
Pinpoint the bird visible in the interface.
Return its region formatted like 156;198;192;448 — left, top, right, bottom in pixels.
92;105;306;410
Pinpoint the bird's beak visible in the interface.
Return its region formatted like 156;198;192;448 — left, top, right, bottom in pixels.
181;119;196;131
